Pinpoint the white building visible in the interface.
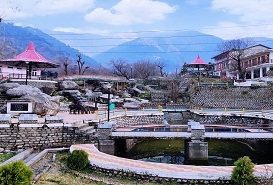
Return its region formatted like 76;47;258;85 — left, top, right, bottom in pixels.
212;44;273;80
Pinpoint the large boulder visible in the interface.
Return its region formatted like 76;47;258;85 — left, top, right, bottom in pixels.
5;85;60;116
6;85;41;97
0;83;20;93
20;92;60;116
39;86;56;95
59;80;79;90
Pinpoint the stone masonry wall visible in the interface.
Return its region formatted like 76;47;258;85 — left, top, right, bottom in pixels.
0;126;93;151
12;80;57;88
111;114;164;127
192;86;273;109
90;165;232;185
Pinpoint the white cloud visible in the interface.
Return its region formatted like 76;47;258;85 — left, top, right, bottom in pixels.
207;0;273;39
0;0;95;20
202;22;273;40
53;27;110;36
84;0;176;25
211;0;273;23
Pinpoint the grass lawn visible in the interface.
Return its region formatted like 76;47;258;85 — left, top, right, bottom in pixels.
0;153;14;163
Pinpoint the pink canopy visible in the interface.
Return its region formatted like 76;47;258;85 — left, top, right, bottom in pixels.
190;55;207;65
185;55;209;71
0;42;59;68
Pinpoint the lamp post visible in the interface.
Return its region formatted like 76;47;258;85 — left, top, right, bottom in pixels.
130;66;133;79
25;62;29;85
107;89;110;122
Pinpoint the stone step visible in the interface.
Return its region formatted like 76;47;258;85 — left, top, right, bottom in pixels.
79;126;95;133
73;123;88;129
85;129;96;135
24;153;39;164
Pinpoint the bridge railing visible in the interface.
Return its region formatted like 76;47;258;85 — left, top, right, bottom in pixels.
111;131;273;139
198;82;234;87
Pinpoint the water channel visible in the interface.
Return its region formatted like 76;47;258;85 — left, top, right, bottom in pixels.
117;139;273;166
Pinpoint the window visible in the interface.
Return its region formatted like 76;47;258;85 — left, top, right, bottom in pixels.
32;70;37;76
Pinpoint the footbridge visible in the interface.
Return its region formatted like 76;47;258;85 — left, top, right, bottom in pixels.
111;130;273;140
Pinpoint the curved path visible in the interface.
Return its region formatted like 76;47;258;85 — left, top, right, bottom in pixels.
71;144;273;180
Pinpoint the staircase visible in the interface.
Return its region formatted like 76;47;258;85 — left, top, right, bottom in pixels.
0;94;8;109
74;122;97;137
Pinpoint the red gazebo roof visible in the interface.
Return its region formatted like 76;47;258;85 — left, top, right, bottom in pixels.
0;42;59;68
190;55;207;65
13;42;49;62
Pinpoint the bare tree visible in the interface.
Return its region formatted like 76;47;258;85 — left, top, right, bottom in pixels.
155;61;167;77
133;60;158;78
218;38;254;80
76;54;89;75
55;54;72;76
110;59;131;79
168;79;179;103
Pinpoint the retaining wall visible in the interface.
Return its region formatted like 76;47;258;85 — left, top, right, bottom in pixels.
90;165;232;185
0;125;92;151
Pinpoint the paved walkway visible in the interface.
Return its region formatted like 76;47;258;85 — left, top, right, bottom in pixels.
56;109;163;124
71;144;273;180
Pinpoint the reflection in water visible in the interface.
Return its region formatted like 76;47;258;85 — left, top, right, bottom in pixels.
139;155;185;164
119;139;273;166
138;154;235;166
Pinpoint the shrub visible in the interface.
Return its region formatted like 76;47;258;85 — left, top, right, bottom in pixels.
0;160;33;185
66;150;89;170
231;156;256;185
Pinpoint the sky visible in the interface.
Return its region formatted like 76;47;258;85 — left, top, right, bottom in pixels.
1;0;273;58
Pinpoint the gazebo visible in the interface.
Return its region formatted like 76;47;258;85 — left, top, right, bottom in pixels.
186;55;209;71
0;42;59;84
184;55;212;81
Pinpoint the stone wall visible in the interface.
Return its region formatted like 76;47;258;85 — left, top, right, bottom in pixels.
192;86;273;109
89;165;232;185
0;125;93;151
195;114;273;127
10;79;57;88
111;114;164;127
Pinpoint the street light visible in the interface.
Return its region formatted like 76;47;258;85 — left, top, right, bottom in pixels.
107;88;110;122
130;66;133;79
25;62;29;85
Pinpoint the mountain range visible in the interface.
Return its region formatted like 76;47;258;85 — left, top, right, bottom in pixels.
2;22;273;72
0;23;100;68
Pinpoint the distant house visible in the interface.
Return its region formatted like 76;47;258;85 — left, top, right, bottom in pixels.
212;44;273;80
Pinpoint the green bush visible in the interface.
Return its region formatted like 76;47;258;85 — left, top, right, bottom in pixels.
66;150;89;170
231;156;256;185
0;160;33;185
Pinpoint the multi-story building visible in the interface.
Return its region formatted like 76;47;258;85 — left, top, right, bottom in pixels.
212;44;273;80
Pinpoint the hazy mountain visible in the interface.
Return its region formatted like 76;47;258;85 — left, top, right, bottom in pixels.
2;23;273;73
0;23;100;68
92;31;224;72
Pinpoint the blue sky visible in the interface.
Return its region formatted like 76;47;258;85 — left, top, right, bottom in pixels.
1;0;273;41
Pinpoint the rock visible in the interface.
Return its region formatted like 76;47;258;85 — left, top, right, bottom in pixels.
0;83;20;93
40;86;56;95
123;102;141;109
0;104;7;114
20;92;60;116
82;89;93;97
6;85;41;97
0;148;4;153
59;80;79;90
